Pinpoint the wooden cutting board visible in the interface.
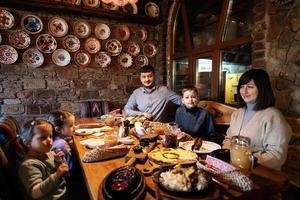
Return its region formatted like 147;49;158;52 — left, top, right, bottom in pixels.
125;142;157;164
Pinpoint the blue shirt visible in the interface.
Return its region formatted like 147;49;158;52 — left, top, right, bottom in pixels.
52;136;73;171
124;85;181;121
175;106;216;140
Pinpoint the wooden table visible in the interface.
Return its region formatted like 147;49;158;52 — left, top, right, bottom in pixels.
74;118;290;200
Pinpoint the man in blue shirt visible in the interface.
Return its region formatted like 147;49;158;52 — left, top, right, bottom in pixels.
124;65;181;121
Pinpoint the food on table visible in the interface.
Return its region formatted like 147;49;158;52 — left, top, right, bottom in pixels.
128;116;146;124
133;145;143;153
82;144;129;162
192;138;203;151
111;166;136;192
148;148;197;165
139;138;149;147
159;165;209;192
104;133;119;147
139;133;158;142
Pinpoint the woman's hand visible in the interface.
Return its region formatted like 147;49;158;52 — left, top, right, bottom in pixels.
142;112;153;120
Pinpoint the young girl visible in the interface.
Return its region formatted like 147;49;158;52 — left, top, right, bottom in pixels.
19;119;69;200
48;110;76;172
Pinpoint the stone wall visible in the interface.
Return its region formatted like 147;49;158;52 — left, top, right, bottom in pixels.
0;5;165;121
253;0;300;114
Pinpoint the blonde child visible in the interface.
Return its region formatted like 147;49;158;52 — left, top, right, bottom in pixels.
19;119;69;200
48;111;76;172
175;85;215;141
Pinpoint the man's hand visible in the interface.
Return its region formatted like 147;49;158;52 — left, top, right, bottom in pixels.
142;112;153;120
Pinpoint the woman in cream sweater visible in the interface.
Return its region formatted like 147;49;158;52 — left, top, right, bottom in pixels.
223;69;291;170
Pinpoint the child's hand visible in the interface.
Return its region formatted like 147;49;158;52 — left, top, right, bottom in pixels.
56;162;69;179
53;149;65;163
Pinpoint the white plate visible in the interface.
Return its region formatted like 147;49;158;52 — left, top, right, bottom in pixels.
62;34;80;52
73;20;91;38
75;128;106;136
36;34;57;53
118;53;133;68
105;39;122;56
48;17;69;37
79;138;105;148
179;140;221;154
95;51;111;68
84;37;101;54
22;48;44;68
74;50;91;67
119;137;135;145
143;42;157;58
95;23;111;40
52;49;71;66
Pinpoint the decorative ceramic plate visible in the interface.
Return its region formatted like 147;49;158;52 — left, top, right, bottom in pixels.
95;23;111;40
143;42;157;58
21;15;43;34
36;34;57;53
8;30;31;49
95;51;111;68
127;41;140;56
84;37;101;54
62;0;81;6
83;0;100;8
122;3;138;14
73;21;91;39
102;3;119;11
52;49;71;66
0;9;15;30
118;53;133;68
74;50;91;67
22;48;44;68
144;2;160;18
135;27;147;41
114;25;130;41
135;55;148;67
0;45;18;64
48;17;69;37
105;39;122;56
62;34;80;52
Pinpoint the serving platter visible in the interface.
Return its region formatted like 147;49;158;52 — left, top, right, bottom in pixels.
74;50;91;67
36;34;57;53
95;23;111;40
0;9;15;30
48;17;69;37
0;45;18;64
62;34;80;52
73;20;91;38
8;30;31;49
84;37;101;54
95;51;111;68
52;49;71;66
21;15;43;34
22;48;44;68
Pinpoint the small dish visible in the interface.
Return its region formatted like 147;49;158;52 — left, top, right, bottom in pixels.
105;39;122;56
102;3;119;11
118;53;133;68
95;51;111;68
127;41;140;56
114;24;130;41
21;15;43;34
73;20;91;38
0;45;18;64
122;3;138;14
134;27;147;41
95;23;111;40
135;55;148;67
48;17;69;37
22;48;44;68
143;42;157;58
62;34;80;52
144;2;160;18
36;34;57;53
8;30;31;49
0;9;15;30
74;50;91;67
82;0;100;8
52;49;71;66
84;37;101;54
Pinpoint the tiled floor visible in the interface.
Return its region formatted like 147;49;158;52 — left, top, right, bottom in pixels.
282;185;300;200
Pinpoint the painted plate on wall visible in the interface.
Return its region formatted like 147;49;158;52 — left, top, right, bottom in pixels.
0;9;15;30
22;48;44;68
105;39;122;56
36;34;57;53
21;15;43;34
143;42;157;58
0;45;18;64
127;41;140;56
118;53;133;68
95;51;111;68
62;0;81;6
134;27;147;41
114;24;130;41
73;20;91;38
83;0;100;8
62;34;80;52
144;2;160;18
8;30;31;49
95;23;111;40
135;55;148;67
48;17;69;37
84;37;101;54
52;49;71;66
102;3;119;11
74;50;91;67
122;3;138;14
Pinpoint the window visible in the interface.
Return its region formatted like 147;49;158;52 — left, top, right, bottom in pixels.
171;0;253;104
